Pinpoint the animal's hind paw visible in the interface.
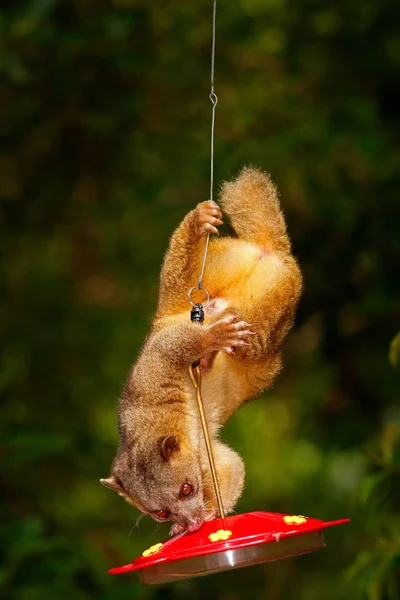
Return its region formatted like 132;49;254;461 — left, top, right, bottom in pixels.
195;200;223;236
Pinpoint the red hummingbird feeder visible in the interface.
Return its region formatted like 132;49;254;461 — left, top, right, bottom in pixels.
107;1;350;584
109;512;350;585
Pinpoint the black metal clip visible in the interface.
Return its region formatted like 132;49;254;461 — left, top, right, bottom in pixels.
190;303;204;325
190;303;204;368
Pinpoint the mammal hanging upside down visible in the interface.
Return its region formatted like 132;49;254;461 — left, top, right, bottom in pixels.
101;167;302;536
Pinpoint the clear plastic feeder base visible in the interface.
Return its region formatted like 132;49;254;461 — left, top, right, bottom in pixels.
139;530;325;585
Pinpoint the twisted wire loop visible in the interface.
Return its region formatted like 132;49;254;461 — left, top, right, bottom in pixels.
188;0;218;307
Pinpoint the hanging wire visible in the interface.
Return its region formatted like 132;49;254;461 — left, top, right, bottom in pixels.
209;0;218;204
189;365;226;520
187;0;227;523
188;0;218;305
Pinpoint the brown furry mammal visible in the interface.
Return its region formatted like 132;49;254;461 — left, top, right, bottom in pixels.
101;167;302;536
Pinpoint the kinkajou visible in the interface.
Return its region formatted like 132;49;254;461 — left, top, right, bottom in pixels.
101;167;302;536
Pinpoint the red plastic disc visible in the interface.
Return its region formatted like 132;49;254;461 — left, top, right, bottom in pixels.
109;511;350;585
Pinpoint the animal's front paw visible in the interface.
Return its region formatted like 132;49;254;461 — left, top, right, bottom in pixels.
169;523;185;537
195;200;223;236
207;314;255;355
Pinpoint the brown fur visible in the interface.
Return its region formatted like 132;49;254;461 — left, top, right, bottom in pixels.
101;167;302;535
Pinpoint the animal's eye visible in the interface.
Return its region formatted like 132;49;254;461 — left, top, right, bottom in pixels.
153;509;170;520
180;482;193;499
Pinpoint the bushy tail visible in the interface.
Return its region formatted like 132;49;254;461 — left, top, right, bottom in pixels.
219;166;291;253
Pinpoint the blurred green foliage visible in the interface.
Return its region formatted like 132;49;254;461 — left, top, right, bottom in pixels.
1;0;400;598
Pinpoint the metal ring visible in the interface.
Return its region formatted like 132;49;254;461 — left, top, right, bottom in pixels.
188;286;211;308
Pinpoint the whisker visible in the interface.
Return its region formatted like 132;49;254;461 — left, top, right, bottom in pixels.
201;474;218;486
128;512;146;538
203;499;217;507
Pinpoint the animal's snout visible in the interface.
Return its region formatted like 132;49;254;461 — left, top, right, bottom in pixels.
174;506;205;533
185;517;204;533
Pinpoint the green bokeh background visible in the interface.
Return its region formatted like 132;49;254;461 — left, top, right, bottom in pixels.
1;1;400;598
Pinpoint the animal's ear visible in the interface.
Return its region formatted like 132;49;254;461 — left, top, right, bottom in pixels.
100;474;125;494
159;435;180;462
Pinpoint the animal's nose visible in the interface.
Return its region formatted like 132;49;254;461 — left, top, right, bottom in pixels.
186;517;203;533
